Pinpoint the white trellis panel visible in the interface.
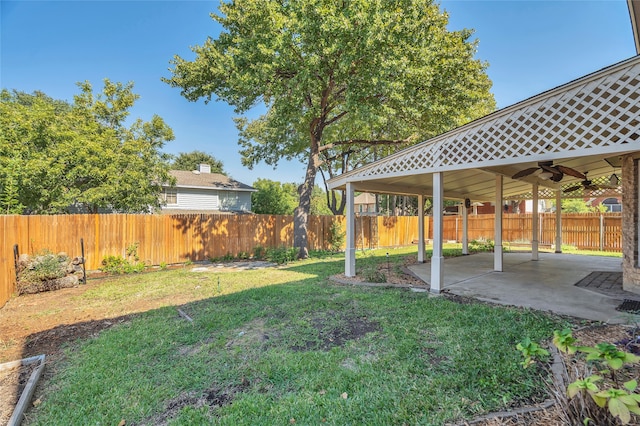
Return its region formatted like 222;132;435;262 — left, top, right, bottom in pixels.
330;56;640;185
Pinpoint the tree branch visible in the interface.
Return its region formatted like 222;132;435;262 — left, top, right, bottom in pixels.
319;136;415;152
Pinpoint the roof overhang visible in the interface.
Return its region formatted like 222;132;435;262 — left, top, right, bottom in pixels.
328;56;640;201
629;0;640;54
166;184;257;192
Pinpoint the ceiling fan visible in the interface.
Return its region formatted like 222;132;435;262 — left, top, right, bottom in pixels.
511;161;586;182
564;172;617;192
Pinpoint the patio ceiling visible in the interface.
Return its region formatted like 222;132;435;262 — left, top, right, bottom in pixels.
328;56;640;202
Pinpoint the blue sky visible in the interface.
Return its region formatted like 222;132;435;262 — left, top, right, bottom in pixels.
1;1;636;185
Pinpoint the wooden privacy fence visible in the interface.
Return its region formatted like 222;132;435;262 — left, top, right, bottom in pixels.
0;212;622;307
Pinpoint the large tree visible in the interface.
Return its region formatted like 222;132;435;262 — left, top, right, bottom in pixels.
164;0;496;258
0;80;175;214
171;150;226;174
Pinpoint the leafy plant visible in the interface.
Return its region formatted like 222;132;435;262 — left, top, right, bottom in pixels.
526;328;640;425
553;328;578;354
328;220;345;252
581;343;640;371
516;337;549;368
266;246;297;264
469;238;495;253
361;266;387;283
100;243;146;274
253;246;267;260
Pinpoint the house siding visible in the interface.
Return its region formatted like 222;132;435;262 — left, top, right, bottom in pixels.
164;188;220;211
219;191;252;212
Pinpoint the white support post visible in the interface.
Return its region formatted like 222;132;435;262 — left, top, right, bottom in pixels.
494;175;503;272
418;195;425;263
555;190;562;253
532;182;539;261
345;183;356;277
462;202;469;255
431;172;444;293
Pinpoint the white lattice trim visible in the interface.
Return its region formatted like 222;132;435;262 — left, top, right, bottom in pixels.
329;56;640;187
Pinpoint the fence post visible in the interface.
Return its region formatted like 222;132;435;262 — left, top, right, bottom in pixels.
13;244;19;283
599;213;604;251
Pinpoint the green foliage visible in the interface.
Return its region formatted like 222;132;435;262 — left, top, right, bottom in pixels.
251;178;298;214
560;199;600;213
581;342;640;370
516;337;549;368
171;150;225;174
18;250;69;284
469;239;495;253
265;246;297;264
528;328;640;425
252;246;267;260
165;0;496;249
100;243;146;274
361;266;387;283
553;328;578;354
0;81;174;214
327;220;345;252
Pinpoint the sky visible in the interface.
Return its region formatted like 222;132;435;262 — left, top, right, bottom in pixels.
1;0;637;185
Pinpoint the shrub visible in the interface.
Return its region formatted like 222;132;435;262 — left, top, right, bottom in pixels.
517;329;640;425
100;243;146;275
328;220;345;252
361;266;387;283
253;246;267;260
266;246;297;264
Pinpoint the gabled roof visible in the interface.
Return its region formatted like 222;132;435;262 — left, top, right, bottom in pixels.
328;55;640;201
168;170;256;192
354;193;376;204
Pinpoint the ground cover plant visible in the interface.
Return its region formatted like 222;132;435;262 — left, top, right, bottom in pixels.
18;249;566;425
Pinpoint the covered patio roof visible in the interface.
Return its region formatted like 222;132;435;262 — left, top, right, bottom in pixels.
328;55;640;201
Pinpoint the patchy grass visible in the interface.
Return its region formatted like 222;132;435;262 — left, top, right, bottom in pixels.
26;251;566;425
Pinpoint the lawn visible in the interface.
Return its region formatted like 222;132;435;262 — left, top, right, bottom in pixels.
25;248;567;425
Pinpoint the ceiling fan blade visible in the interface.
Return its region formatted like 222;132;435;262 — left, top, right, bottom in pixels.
555;165;586;180
564;185;583;192
512;167;540;179
539;164;563;181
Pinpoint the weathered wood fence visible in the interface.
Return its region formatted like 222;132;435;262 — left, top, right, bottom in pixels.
0;212;622;307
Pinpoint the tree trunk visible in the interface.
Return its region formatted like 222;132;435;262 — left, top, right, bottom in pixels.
294;138;320;259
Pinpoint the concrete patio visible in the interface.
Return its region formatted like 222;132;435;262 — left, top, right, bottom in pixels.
407;252;640;324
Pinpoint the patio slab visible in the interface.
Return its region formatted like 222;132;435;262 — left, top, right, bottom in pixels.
407;252;640;324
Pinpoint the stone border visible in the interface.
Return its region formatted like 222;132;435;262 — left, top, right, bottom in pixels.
2;354;46;426
328;274;429;290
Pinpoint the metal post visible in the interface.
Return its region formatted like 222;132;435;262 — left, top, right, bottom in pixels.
13;244;20;283
81;238;87;284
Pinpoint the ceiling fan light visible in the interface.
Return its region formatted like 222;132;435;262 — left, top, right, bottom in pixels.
609;174;620;187
539;171;554;180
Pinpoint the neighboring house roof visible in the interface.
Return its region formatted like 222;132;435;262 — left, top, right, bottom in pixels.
354;193;376;204
168;170;256;192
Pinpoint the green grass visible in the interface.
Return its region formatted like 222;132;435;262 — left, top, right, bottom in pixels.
27;250;567;425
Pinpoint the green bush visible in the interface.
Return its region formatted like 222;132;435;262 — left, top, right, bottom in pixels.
253;246;267;260
328;220;345;252
361;266;387;283
100;243;146;274
100;255;145;275
266;246;297;264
